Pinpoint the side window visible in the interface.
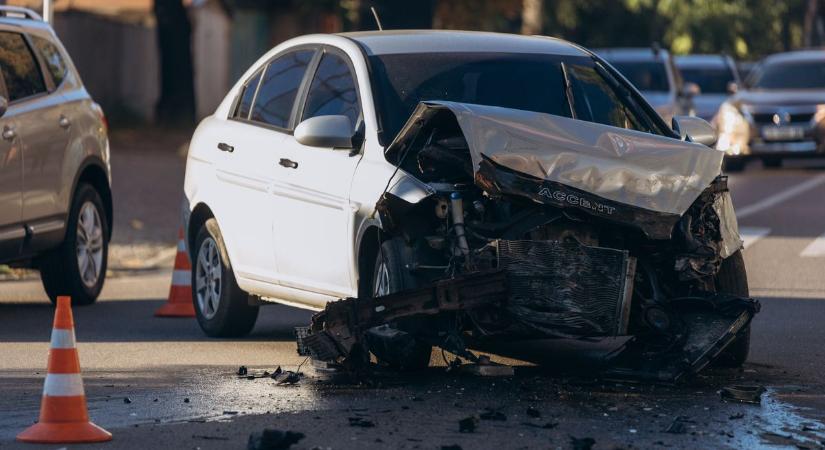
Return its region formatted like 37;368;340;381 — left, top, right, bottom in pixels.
301;52;361;130
568;64;646;132
250;49;314;129
0;31;46;102
232;71;262;119
31;35;67;87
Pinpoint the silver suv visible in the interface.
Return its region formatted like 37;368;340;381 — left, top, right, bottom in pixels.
0;7;111;305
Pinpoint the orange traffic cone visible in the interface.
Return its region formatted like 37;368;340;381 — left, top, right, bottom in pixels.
154;227;195;317
17;296;112;444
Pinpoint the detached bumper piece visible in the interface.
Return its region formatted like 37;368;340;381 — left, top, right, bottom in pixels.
297;270;509;363
605;294;760;383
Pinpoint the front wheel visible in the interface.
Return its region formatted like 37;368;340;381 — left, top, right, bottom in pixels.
40;183;109;306
192;219;258;337
366;239;432;370
714;250;751;367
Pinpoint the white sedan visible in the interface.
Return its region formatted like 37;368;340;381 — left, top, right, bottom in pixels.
182;30;751;372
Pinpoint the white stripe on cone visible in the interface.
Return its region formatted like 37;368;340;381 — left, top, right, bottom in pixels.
171;270;191;285
177;239;186;252
49;329;76;349
43;373;85;396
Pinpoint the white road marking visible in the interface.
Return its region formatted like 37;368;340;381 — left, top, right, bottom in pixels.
801;231;825;257
739;226;770;250
736;174;825;219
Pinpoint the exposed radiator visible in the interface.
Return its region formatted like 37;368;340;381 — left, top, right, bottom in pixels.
496;240;636;337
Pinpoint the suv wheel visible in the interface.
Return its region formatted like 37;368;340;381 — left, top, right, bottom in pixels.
724;157;745;172
40;183;109;306
762;157;782;169
193;219;258;337
366;239;432;370
714;250;751;367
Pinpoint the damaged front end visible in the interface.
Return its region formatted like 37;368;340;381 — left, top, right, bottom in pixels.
297;102;759;383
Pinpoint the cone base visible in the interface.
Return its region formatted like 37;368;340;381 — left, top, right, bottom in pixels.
17;420;112;443
154;302;195;317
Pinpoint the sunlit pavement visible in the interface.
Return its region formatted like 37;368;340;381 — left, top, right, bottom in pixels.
2;159;825;449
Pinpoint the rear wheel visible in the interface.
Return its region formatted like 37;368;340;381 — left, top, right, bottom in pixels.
40;183;109;306
192;219;258;337
762;157;782;168
366;239;432;370
714;250;751;367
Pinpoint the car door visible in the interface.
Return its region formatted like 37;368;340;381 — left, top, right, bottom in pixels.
271;49;363;298
0;68;23;257
211;48;316;288
0;31;70;226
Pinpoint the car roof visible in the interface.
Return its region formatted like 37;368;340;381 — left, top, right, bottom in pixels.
762;49;825;65
338;30;590;57
593;47;670;62
674;54;732;68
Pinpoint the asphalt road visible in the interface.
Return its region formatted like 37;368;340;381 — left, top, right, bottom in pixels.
1;158;825;449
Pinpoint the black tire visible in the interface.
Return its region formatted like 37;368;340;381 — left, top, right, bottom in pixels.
762;157;782;169
714;250;751;367
40;183;109;306
192;218;258;337
724;158;745;172
367;238;432;370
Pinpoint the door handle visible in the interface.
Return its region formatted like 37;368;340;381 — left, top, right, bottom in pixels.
2;126;15;141
217;142;234;153
58;115;71;129
279;158;298;169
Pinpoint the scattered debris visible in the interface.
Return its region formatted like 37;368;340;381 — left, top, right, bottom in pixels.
664;416;692;434
183;398;190;403
238;366;248;376
720;385;766;404
348;417;375;428
522;422;558;429
479;408;507;421
193;434;230;441
269;366;283;379
275;371;302;386
223;410;239;415
459;416;479;433
441;445;462;450
526;407;541;418
247;428;304;450
123;397;132;404
570;436;596;450
729;412;745;420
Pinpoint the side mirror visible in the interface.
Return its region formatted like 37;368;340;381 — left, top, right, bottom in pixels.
294;115;353;149
726;81;739;95
672;115;717;147
0;96;7;118
681;82;701;98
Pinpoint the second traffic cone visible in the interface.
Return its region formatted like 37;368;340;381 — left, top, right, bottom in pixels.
17;296;112;444
155;227;195;317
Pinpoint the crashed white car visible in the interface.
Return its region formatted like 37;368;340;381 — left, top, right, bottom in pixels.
183;31;756;380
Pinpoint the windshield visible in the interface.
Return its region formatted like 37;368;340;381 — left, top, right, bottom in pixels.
679;66;735;94
749;60;825;90
368;52;660;141
606;61;670;92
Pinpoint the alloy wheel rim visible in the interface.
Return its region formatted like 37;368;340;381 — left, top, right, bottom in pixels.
76;201;104;288
195;237;222;319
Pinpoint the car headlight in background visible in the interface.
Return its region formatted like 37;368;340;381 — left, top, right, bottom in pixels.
813;104;825;125
713;102;750;156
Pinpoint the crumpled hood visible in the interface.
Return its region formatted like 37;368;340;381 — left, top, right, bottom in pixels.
386;101;724;216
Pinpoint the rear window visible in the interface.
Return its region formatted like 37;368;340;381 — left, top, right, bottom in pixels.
0;31;46;101
607;61;670;93
31;35;67;87
232;71;262;119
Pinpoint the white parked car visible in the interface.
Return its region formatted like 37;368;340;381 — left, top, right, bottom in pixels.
182;31;753;373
